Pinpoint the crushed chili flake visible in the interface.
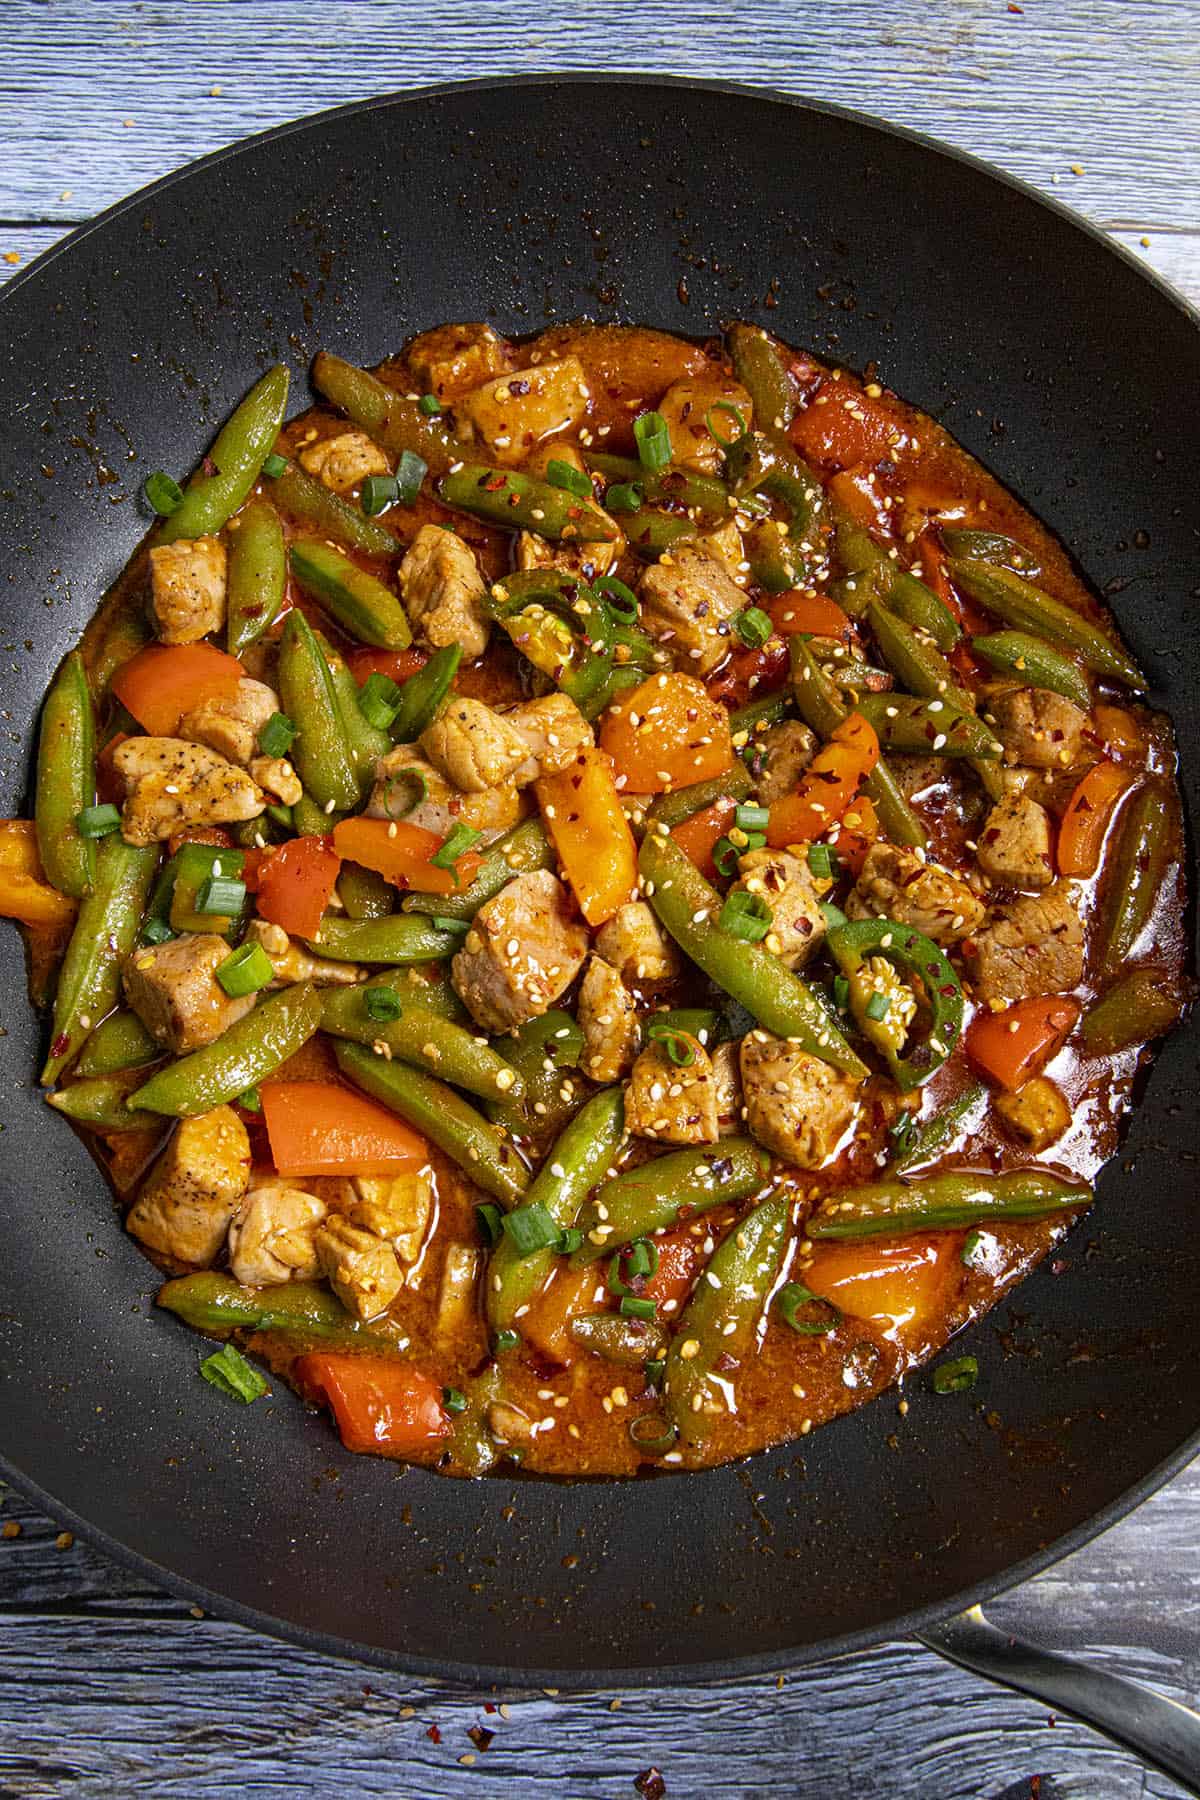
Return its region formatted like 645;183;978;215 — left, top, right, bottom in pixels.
635;1768;667;1799
467;1725;495;1752
426;1724;442;1744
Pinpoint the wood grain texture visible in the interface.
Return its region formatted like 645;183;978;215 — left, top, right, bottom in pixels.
1;5;1198;1797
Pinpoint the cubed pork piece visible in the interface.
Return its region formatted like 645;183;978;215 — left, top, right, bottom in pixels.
845;841;986;945
314;1214;404;1321
125;1105;250;1266
114;737;263;845
739;1032;862;1168
751;719;818;804
965;882;1085;1004
731;847;827;970
123;932;256;1054
451;870;588;1033
657;371;754;474
227;1183;326;1285
988;687;1089;771
638;544;745;674
420;696;535;793
398;524;491;661
407;322;509;401
178;677;280;767
624;1037;720;1146
367;748;522;844
976;792;1055;890
148;538;227;644
594;901;681;986
993;1077;1071;1152
297;430;391;494
578;954;641;1084
458;357;590;465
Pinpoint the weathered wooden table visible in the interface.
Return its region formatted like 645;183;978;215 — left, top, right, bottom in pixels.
1;4;1197;1795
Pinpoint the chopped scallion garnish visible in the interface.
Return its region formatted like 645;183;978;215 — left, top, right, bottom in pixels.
431;822;482;870
807;842;837;880
546;458;593;498
364;985;402;1022
200;1343;268;1403
776;1281;840;1336
619;1295;658;1321
647;1020;697;1066
261;451;288;479
932;1354;979;1395
718;888;773;943
196;875;246;917
360;473;399;517
259;711;297;758
442;1386;468;1415
501;1201;561;1258
215;941;274;998
395;449;428;504
144;470;183;516
633;411;671;473
418;393;443;416
605;481;644;513
734;803;769;834
734;606;773;649
475;1203;504;1247
865;990;891;1022
357;670;402;730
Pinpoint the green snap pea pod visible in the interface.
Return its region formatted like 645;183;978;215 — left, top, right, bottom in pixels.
319;983;522;1103
585;450;731;517
727;434;825;583
1095;780;1175;983
303;913;462;964
47;1072;163;1133
35;650;96;900
338;861;395;920
128;985;323;1118
789;637;927;849
866;603;1004;802
1080;966;1189;1056
277;610;361;813
971;631;1092;711
390;643;462;743
940;527;1041;578
809;1169;1092;1240
947;558;1144;689
574;1139;769;1262
389;964;470;1023
729;691;791;743
75;1008;160;1077
855;692;1002;759
834;517;960;650
156;365;289;543
312;631;390;797
486;1010;586;1140
727;322;795;435
826;917;963;1090
333;1039;529;1206
289;537;412;650
647;762;752;830
42;837;159;1085
447;1364;504;1475
652;1007;723;1047
743;518;805;592
487;1088;626;1334
488;591;615;714
440;463;619;544
570;1312;668;1367
624;508;698;561
892;1081;986;1173
226;497;286;656
157;1270;403;1348
85;588;153;700
639;833;866;1078
268;459;399;556
311;350;464;478
664;1191;792;1447
403;817;553;920
291;791;342;836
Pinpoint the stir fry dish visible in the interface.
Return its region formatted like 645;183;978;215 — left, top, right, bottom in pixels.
6;320;1188;1475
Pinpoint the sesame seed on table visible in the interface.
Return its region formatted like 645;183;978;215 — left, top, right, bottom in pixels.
1;3;1198;1798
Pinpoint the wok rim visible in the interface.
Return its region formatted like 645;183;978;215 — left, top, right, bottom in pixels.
1;72;1197;1688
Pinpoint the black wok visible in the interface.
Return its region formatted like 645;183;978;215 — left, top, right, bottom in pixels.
1;77;1198;1774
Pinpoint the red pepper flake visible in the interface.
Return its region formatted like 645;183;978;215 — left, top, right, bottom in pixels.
50;1032;69;1058
202;455;218;476
467;1726;495;1752
1008;2;1024;11
635;1770;666;1799
483;474;508;492
426;1725;442;1744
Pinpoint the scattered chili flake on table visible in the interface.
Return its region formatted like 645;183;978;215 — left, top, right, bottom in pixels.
635;1769;666;1799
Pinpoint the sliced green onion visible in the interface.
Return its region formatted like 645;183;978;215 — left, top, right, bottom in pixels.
718;888;773;943
144;470;183;516
238;1085;262;1112
865;990;890;1022
932;1354;979;1395
442;1386;468;1415
961;1229;987;1268
555;1226;584;1256
592;576;638;623
200;1343;268;1403
643;1357;666;1388
620;1295;658;1321
384;767;429;819
546;458;593;498
215;941;274;999
395;449;428;505
628;1413;677;1454
360;473;399;517
820;899;848;931
807;843;837;880
633;411;671;473
605;481;644;513
476;1202;504;1247
502;1200;561;1258
357;670;402;730
734;606;773;649
364;985;402;1022
141;917;175;945
734;803;769;834
430;915;471;935
431;822;482;870
705;401;748;448
418;393;443;416
741;830;767;852
626;1238;660;1280
493;1328;521;1353
196;875;247;917
259;711;297;758
646;1020;697;1066
712;836;741;880
776;1281;840;1336
261;451;287;480
832;974;850;1011
75;802;122;839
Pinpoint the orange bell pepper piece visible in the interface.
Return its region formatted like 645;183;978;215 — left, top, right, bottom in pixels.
111;642;245;735
599;672;733;794
766;590;854;639
536;745;638;926
294;1354;449;1457
261;1078;429;1176
0;819;79;931
346;646;427;688
1057;760;1135;877
766;710;879;848
670;797;738;883
254;835;343;938
801;1234;961;1344
789;376;910;471
332;815;481;896
966;996;1080;1091
831;792;879;878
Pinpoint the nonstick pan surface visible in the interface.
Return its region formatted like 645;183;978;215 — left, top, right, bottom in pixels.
0;78;1197;1685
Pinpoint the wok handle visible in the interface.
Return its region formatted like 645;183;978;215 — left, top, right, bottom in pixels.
919;1606;1200;1799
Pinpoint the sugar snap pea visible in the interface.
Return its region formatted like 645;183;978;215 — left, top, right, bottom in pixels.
855;692;1003;759
940;527;1041;578
36;650;96;900
586;451;731;518
226;497;286;656
313;631;390;798
42;836;159;1085
158;1271;403;1348
947;558;1143;689
75;1008;160;1078
333;1039;529;1206
569;1311;668;1367
337;861;395;920
729;691;791;744
623;508;698;561
1080;966;1188;1056
320;982;522;1103
48;1072;162;1133
574;1139;769;1262
128;984;322;1117
267;460;399;555
487;1088;626;1334
290;537;412;650
639;832;866;1078
727;323;795;435
485;1010;586;1141
440;463;619;543
971;631;1092;711
1095;780;1175;983
156;365;289;543
303;913;462;964
789;637;927;848
277;610;361;813
647;762;752;830
809;1169;1091;1238
891;1081;986;1173
84;582;153;700
403;817;554;920
664;1191;791;1447
835;517;960;650
866;602;1004;801
390;643;462;743
312;351;464;478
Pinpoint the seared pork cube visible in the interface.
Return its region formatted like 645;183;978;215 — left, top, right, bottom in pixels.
657;370;754;474
731;847;827;970
243;920;366;988
594;901;681;986
124;933;256;1054
407;321;509;401
367;748;522;844
459;357;590;465
227;1183;326;1286
125;1105;250;1265
114;737;263;845
751;719;818;803
965;882;1085;1004
419;697;533;792
315;1214;404;1320
178;677;279;767
298;430;390;494
846;841;985;945
578;954;641;1084
740;1032;861;1168
989;686;1089;770
399;524;491;661
994;1077;1071;1152
505;693;594;782
624;1037;720;1145
451;870;588;1032
343;1171;433;1265
638;545;745;674
976;793;1055;890
148;537;227;644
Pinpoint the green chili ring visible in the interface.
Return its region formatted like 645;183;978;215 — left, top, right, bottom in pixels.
826;917;963;1090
